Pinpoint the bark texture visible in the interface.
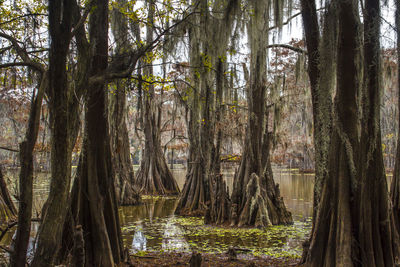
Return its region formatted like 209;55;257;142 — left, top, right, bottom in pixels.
175;0;211;214
110;82;140;203
300;0;334;225
55;2;90;263
30;0;75;265
391;0;400;235
205;174;231;225
66;0;125;265
304;0;400;265
56;0;124;265
299;0;335;261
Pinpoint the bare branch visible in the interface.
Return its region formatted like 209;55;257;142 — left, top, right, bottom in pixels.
0;146;19;153
0;62;44;70
0;45;12;54
267;44;307;54
89;8;195;85
0;13;47;26
268;7;325;31
0;222;18;242
0;32;45;73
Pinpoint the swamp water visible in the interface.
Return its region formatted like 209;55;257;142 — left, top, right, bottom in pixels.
1;167;313;261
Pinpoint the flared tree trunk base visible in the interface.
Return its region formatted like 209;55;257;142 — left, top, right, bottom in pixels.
135;146;180;196
204;166;292;227
117;180;141;205
205;174;231;225
175;161;208;216
231;172;292;227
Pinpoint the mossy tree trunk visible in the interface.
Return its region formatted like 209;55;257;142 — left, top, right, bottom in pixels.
175;0;215;216
135;0;179;196
304;0;400;265
300;0;336;259
109;0;140;205
300;0;335;224
109;80;140;203
203;0;239;224
230;0;292;227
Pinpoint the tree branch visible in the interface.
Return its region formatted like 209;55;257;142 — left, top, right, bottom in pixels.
0;146;19;153
0;62;44;70
0;222;18;242
0;45;12;54
267;44;307;54
268;7;325;31
88;8;195;85
0;32;45;73
0;13;47;26
71;0;94;37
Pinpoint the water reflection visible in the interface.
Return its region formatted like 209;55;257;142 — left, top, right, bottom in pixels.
161;220;189;251
119;197;178;224
274;168;314;220
119;197;186;253
171;166;314;220
131;226;147;251
2;166;315;259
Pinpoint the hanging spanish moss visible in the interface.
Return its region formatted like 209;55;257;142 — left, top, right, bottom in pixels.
135;0;180;196
176;0;240;216
229;0;292;227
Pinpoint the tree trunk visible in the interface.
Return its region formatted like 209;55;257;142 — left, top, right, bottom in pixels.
299;0;335;261
300;0;334;225
30;1;75;265
205;174;231;225
11;72;46;267
70;0;124;265
175;61;213;214
358;0;400;264
135;0;180;196
184;0;239;221
176;0;234;216
110;83;140;203
55;2;90;263
229;0;292;227
205;58;229;224
391;0;400;235
175;21;206;213
0;166;16;221
135;87;180;195
109;1;140;205
304;0;400;265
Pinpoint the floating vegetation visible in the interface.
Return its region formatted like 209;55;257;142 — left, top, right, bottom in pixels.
121;212;312;259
